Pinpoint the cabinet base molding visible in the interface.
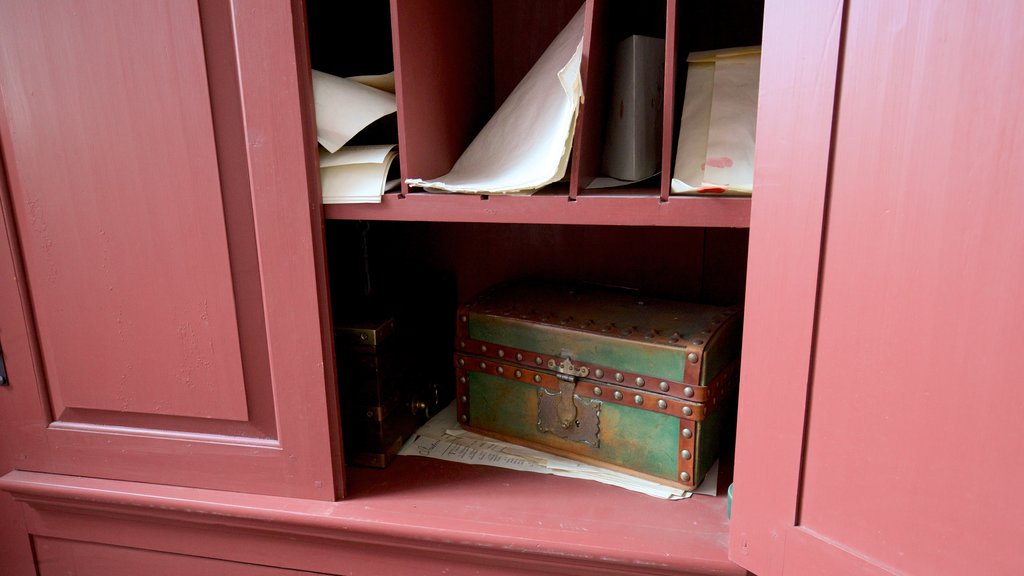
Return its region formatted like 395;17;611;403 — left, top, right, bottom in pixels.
0;469;742;576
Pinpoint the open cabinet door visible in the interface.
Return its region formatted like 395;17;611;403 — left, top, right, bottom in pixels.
0;0;341;500
732;1;1024;574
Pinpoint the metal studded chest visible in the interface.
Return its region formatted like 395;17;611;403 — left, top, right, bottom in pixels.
454;280;742;490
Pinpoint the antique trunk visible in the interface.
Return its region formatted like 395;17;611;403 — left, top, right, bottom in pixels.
454;281;742;490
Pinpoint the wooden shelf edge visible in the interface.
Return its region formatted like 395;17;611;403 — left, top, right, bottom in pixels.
0;466;743;576
323;193;751;228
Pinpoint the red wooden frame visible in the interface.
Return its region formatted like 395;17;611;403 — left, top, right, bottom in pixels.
728;0;845;573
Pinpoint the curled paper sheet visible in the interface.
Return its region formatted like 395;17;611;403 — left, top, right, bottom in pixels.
671;46;761;195
405;6;586;194
312;70;397;153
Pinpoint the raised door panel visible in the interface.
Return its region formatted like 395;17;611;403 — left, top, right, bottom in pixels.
733;1;1024;575
793;1;1024;574
0;0;340;499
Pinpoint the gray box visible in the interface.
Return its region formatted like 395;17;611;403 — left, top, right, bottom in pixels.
602;35;666;182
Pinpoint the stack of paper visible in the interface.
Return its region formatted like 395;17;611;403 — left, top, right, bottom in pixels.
399;402;721;500
671;46;761;195
319;145;399;204
312;70;399;203
405;5;586;194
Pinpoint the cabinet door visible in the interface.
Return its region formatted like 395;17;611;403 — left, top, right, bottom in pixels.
732;1;1024;574
0;0;341;499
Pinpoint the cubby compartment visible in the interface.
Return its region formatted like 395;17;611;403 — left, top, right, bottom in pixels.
326;220;747;473
322;219;748;570
309;1;759;226
312;2;754;570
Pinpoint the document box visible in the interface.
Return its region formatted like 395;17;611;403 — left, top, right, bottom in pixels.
335;312;417;468
454;281;741;489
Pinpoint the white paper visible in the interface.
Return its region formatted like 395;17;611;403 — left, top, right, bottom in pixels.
399;403;691;500
319;144;398;204
405;6;586;194
312;70;397;153
346;70;396;94
671;47;760;195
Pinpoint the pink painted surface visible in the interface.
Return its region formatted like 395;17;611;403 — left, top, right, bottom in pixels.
2;465;743;576
0;0;339;499
797;2;1024;574
728;0;844;573
390;0;494;192
0;0;247;422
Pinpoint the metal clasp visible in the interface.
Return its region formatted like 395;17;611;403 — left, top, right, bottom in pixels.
537;374;601;446
548;356;590;380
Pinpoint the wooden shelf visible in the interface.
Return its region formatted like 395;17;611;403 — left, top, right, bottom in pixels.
1;459;742;576
323;191;750;228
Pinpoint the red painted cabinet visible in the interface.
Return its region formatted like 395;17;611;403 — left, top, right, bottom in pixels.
0;1;1021;575
0;0;341;500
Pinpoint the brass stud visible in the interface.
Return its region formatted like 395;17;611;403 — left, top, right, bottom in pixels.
659;381;670;392
593;387;602;396
498;349;505;358
595;369;604;378
635;377;645;387
516;353;524;362
458;358;465;366
534;375;542;383
657;399;668;409
633;395;643;405
613;391;623;401
460;341;466;348
514;370;523;378
615;372;624;383
497;366;504;375
481;345;488;352
682;428;692;439
459;376;467;384
535;356;543;365
687;352;699;363
460;395;467;403
680;472;691;482
683;386;695;398
683;406;693;417
681;450;692;460
461;414;468;423
461;315;468;323
479;362;487;370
